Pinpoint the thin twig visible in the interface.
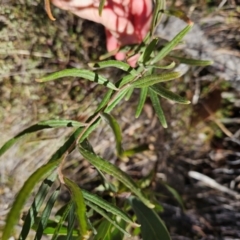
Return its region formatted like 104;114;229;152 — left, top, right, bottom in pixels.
202;102;233;137
44;0;56;21
188;171;240;199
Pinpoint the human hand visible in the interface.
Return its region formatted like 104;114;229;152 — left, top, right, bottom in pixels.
51;0;152;67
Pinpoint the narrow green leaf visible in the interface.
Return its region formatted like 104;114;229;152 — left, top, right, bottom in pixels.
19;173;57;240
125;87;134;101
105;88;129;113
131;72;181;88
79;138;95;153
89;60;137;75
34;187;60;240
0;120;83;157
101;113;123;156
44;226;78;236
51;202;73;240
122;144;149;157
99;48;120;60
95;220;111;240
38;119;85;128
142;31;151;45
81;189;135;225
36;69;118;90
78;146;154;208
2;160;61;240
130;197;171;240
163;8;192;24
48;127;83;163
162;182;185;210
87;218;97;236
143;38;158;63
171;56;213;66
146;61;176;69
117;74;135;88
149;88;167;128
98;0;106;16
135;87;148;118
79;117;101;143
55;202;70;218
32;218;55;231
95;89;113;112
80;140;118;193
85;201;131;237
139;38;159;64
64;177;89;239
110;219;126;240
80;142;118;190
33;220;78;236
150;0;166;35
98;171;118;193
152;22;193;64
151;84;190;104
66;203;76;240
123;42;145;59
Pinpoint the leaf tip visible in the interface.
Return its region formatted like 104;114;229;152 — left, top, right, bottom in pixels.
132;222;141;227
35;78;42;82
163;123;168;128
188;20;194;26
44;0;56;21
88;63;95;68
148;203;155;209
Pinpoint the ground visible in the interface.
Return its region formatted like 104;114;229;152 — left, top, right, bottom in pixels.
0;0;240;239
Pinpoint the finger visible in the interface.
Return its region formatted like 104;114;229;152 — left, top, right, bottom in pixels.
105;29;120;52
100;6;134;35
126;53;140;68
111;0;130;6
106;30;128;63
130;0;153;39
115;52;126;61
111;0;152;49
106;29;139;68
51;0;93;9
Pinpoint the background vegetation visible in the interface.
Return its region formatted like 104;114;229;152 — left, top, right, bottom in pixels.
0;0;240;239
